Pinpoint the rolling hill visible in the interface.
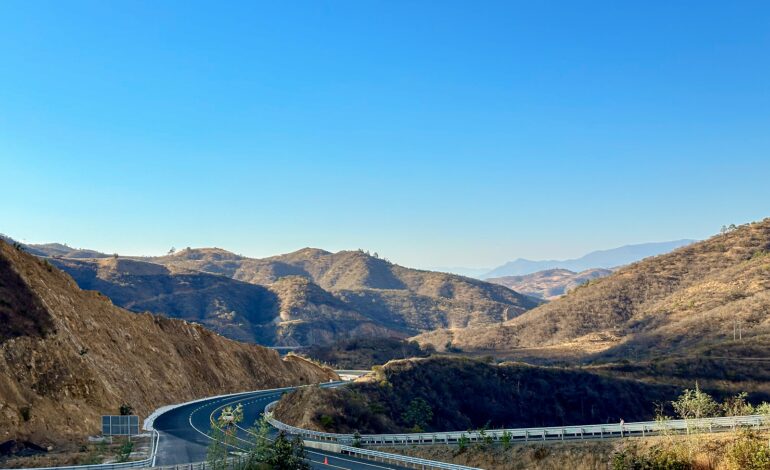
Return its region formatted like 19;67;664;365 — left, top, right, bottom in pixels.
414;220;770;372
0;239;337;445
486;268;613;300
24;244;540;346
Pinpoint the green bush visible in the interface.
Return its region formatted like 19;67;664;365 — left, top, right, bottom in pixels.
319;414;334;429
116;440;134;462
724;430;770;470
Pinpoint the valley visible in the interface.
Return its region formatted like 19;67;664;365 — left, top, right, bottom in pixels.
19;243;540;347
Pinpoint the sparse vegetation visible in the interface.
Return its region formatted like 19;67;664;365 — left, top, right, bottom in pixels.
115;439;133;463
19;406;31;422
302;337;433;369
274;357;679;434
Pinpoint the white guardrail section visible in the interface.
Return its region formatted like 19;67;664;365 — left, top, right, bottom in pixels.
339;446;482;470
265;401;768;446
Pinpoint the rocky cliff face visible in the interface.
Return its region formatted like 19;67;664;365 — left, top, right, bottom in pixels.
0;240;337;445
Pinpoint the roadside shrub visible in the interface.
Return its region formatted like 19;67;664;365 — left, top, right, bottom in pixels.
724;429;770;470
20;406;31;422
116;439;134;462
455;433;469;455
319;414;334;429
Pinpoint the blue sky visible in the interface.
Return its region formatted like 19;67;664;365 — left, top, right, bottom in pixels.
1;1;769;269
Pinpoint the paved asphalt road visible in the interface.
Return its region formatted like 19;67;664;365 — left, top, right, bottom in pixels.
152;384;408;470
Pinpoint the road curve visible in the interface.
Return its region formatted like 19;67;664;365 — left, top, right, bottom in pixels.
152;384;407;470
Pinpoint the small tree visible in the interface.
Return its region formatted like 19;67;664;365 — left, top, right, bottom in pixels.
206;425;229;470
207;404;244;470
501;430;512;450
247;414;272;464
119;404;134;416
352;430;362;448
402;398;433;432
722;392;755;417
456;433;469;454
115;439;134;462
268;431;309;470
168;247;176;255
672;384;718;421
672;383;718;435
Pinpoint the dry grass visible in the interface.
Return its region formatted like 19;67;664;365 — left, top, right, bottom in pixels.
380;430;770;470
0;240;337;446
413;219;770;371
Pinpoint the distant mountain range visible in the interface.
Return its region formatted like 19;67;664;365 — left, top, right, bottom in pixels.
414;219;770;385
482;239;696;278
2;237;539;346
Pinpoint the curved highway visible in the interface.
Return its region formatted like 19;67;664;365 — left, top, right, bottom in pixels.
152;384;407;470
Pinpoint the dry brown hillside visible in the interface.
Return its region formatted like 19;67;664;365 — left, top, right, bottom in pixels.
487;268;613;300
0;240;337;446
414;219;770;364
38;245;540;346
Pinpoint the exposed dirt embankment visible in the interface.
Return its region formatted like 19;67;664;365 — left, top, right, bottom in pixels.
0;240;337;447
273;356;678;434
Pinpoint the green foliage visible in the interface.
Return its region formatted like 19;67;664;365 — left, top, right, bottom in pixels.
721;392;755;416
115;439;134;463
672;383;719;421
319;414;334;429
207;404;245;470
500;430;513;450
724;429;770;470
119;403;134;416
476;427;494;449
206;425;230;470
266;432;309;470
401;397;433;430
612;444;692;470
456;433;469;455
755;402;770;420
352;431;362;448
246;414;272;465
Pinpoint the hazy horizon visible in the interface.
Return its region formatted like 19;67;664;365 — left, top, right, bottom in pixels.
1;230;704;273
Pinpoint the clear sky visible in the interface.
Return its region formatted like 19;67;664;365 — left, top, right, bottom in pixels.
1;1;769;269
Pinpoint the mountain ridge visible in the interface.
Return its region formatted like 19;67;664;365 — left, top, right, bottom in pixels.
413;219;770;368
483;239;696;278
0;239;337;445
17;242;540;346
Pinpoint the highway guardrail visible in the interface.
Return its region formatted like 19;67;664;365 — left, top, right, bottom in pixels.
264;400;768;446
340;446;482;470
